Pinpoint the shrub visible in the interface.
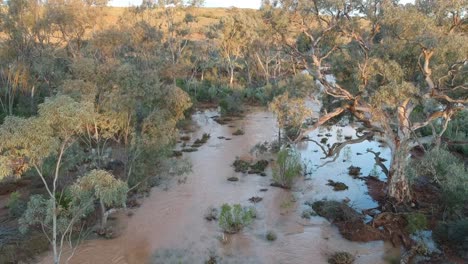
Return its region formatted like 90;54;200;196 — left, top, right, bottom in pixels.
219;94;243;116
434;219;468;258
272;147;302;188
7;191;26;218
218;204;254;234
266;230;277;241
443;110;468;155
232;129;245;136
328;251;355;264
327;180;349;191
232;159;250;173
405;213;428;234
408;147;468;210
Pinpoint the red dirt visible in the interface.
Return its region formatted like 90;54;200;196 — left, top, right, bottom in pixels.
364;176;386;205
336;221;384;242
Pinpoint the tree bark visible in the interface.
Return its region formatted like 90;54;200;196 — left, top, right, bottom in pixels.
100;199;107;231
387;142;411;203
229;64;234;87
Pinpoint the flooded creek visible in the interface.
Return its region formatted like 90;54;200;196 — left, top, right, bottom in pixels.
39;108;399;264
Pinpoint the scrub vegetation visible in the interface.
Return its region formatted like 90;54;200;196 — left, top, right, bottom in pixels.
0;0;466;263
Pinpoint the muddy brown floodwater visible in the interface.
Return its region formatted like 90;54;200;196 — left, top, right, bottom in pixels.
39;108;399;264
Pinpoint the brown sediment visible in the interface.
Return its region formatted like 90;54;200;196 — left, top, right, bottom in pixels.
364;176;387;205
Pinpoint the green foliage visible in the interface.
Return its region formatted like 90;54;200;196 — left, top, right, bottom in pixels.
19;195;59;235
408;147;468;210
219;93;244;116
328;252;355;264
405;213;428;234
232;159;250;173
296;32;311;53
434;219;468;258
7;191;26;218
272;147;302;188
0;95;95;179
71;170;128;210
287;73;316;98
443;110;468;155
218;203;254;234
269;92;312;140
266;230;277;241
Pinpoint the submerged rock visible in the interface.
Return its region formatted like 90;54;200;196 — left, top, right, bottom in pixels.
213;116;232;125
181;148;198;152
180;136;191;141
248;196;263;203
204;206;218;221
227;177;239;182
232;129;245;136
270;182;290;189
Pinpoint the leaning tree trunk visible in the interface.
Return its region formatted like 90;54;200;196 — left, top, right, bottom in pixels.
387;142;412;203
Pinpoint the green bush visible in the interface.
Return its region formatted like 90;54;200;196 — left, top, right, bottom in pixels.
219;93;244;116
443;110;468;155
405;213;428;234
7;191;26;218
434;219;468;258
408;147;468;210
328;251;355;264
266;230;277;241
218;204;254;234
272;147;302;188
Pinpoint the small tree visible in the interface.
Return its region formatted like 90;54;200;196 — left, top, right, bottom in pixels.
19;193;93;263
269;92;312;143
272;147;302;188
408;147;468;212
71;170;128;232
0;95;94;264
218;203;254;234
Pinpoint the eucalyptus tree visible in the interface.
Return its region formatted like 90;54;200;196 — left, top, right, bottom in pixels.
0;95;95;264
269;92;312;143
151;0;204;83
45;0;109;57
264;0;467;202
0;0;56;116
71;169;128;232
207;8;259;87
